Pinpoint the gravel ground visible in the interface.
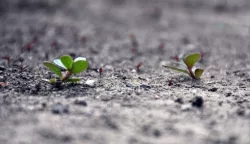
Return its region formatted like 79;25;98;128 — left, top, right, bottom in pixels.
0;0;250;144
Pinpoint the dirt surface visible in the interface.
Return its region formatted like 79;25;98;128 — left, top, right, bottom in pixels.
1;0;250;144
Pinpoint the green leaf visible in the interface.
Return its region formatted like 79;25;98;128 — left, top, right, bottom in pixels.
164;65;189;74
71;59;88;74
183;53;200;68
60;55;73;70
53;59;67;69
194;68;204;79
65;78;81;83
49;78;57;83
43;62;62;78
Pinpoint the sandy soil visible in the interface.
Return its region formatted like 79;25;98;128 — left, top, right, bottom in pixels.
0;0;250;144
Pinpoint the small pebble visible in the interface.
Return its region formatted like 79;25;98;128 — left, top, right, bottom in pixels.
126;83;134;88
74;99;87;106
0;66;6;71
208;87;218;92
225;92;232;97
175;98;184;104
236;109;245;116
51;103;69;114
132;69;137;73
41;102;47;108
140;84;151;89
181;104;192;111
191;96;203;108
85;79;96;87
153;129;161;137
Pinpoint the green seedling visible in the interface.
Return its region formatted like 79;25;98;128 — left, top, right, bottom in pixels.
43;55;88;83
164;53;204;79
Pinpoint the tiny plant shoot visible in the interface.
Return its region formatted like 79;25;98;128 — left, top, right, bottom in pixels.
136;62;142;72
81;36;87;43
158;42;164;51
2;56;10;67
170;55;180;62
43;55;88;83
165;53;204;79
99;67;103;76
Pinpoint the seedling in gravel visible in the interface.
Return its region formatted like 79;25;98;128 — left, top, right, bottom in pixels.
2;56;10;67
136;62;142;72
158;42;165;52
24;42;32;51
98;67;103;76
164;53;204;79
24;39;37;51
24;38;37;51
81;36;87;43
43;55;88;83
170;55;181;62
200;52;205;62
51;41;58;47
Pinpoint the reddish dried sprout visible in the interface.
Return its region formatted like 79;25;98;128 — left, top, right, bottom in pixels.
158;43;164;50
170;55;180;62
99;67;103;76
136;62;142;71
51;41;58;47
81;36;87;43
200;52;205;61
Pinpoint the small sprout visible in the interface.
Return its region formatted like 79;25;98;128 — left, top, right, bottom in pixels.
158;42;164;51
136;62;142;72
43;55;88;84
2;56;10;67
24;40;36;52
165;53;204;79
170;55;181;62
131;47;137;53
98;67;103;76
25;43;32;51
81;36;87;43
51;41;58;47
200;52;205;62
24;37;37;51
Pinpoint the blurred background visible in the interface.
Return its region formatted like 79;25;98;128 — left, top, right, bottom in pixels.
1;0;250;15
1;0;250;68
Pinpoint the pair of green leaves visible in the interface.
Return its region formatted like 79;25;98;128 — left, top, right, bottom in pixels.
165;53;204;79
44;55;88;82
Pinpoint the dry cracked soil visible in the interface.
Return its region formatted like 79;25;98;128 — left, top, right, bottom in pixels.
0;0;250;144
